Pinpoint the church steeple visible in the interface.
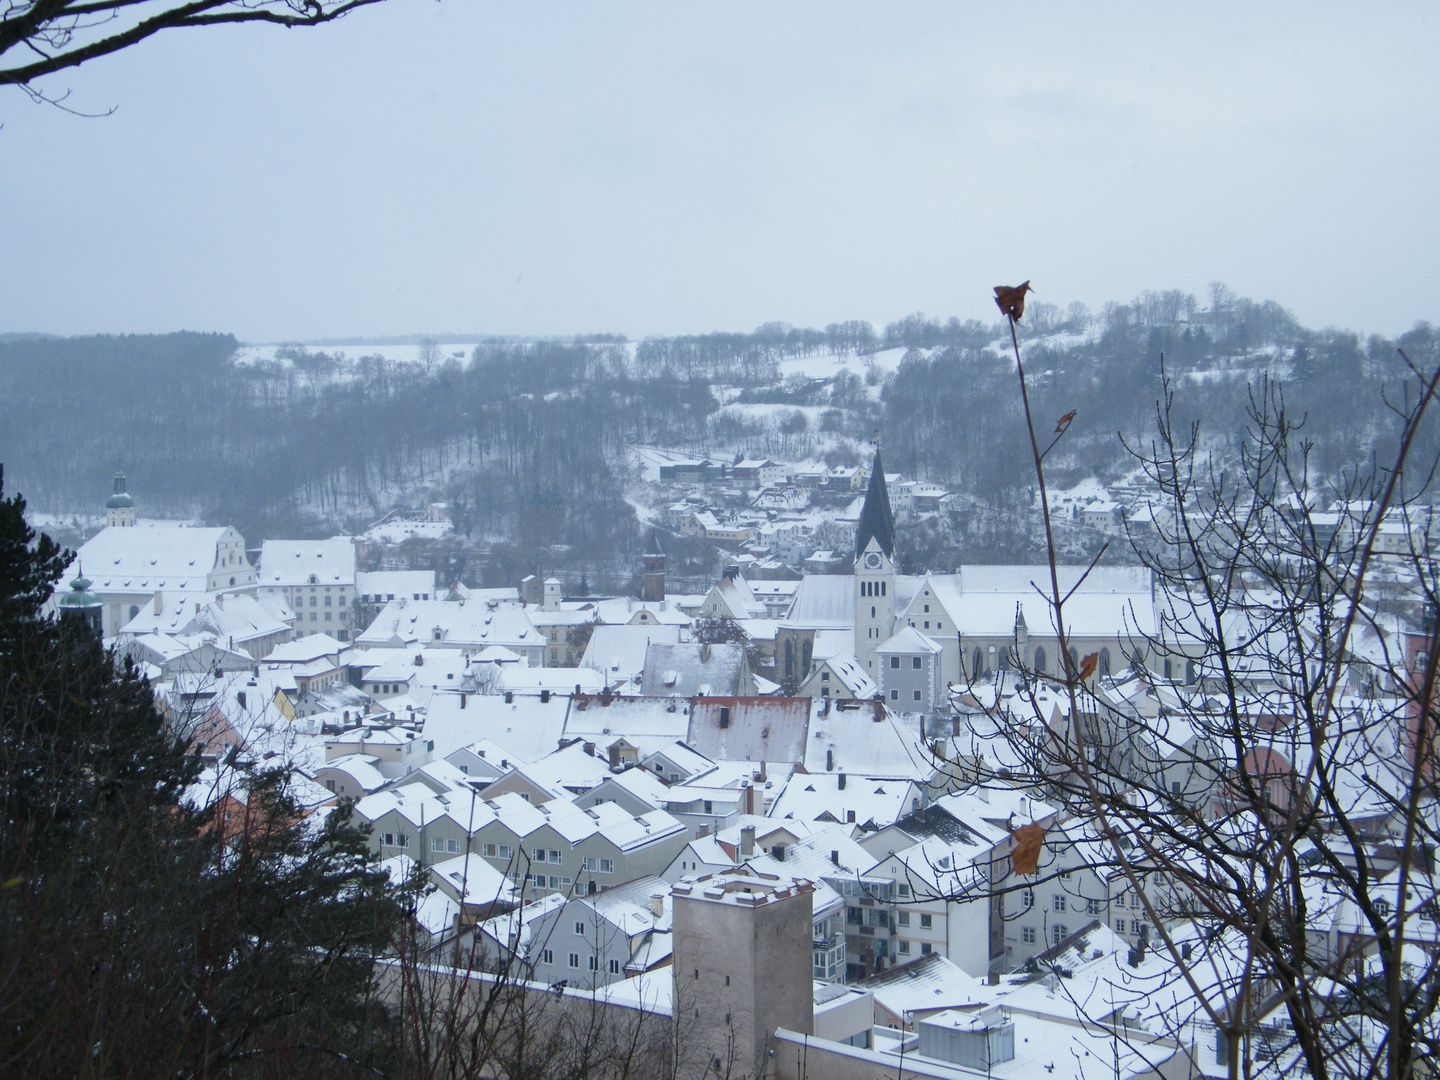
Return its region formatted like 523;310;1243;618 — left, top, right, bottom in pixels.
854;445;895;559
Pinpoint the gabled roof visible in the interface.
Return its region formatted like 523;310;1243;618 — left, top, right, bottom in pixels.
875;625;943;656
854;446;895;559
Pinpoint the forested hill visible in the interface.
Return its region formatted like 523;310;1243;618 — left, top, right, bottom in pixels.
1;290;1436;585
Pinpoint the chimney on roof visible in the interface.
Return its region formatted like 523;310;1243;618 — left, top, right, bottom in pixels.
830;849;840;866
153;591;162;614
773;843;786;862
649;892;665;918
460;693;466;709
838;772;846;790
745;785;755;815
540;689;551;703
847;810;856;824
826;748;834;772
583;741;595;758
741;825;755;856
505;691;513;704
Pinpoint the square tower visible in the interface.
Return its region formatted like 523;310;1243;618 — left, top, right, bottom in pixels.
671;868;814;1078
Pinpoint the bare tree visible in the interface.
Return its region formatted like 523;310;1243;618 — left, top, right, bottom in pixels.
940;287;1440;1080
3;0;390;108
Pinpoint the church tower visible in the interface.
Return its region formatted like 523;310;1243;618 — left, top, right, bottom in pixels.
854;446;896;676
642;530;666;602
105;472;136;528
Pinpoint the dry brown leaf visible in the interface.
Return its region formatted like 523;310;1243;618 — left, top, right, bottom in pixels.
1011;823;1046;876
1055;410;1077;434
1078;652;1098;682
993;280;1034;321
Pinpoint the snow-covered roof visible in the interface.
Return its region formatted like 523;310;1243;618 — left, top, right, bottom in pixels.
422;690;571;764
805;700;929;776
688;696;811;764
355;597;542;650
266;633;347;664
70;523;234;593
780;575;855;628
582;624;683;683
770;771;921;830
876;625;943;656
641;642;747;698
259;538;357;587
915;565;1156;639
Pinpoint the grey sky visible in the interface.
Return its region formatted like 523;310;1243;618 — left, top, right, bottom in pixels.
2;2;1436;341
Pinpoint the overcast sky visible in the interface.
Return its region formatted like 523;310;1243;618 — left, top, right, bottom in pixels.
2;2;1436;342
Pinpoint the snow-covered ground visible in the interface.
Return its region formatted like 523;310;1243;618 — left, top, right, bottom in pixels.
233;342;479;369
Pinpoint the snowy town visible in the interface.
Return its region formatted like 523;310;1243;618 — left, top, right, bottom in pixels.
37;447;1440;1080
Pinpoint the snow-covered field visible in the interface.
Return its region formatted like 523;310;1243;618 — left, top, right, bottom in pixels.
233;342;479;369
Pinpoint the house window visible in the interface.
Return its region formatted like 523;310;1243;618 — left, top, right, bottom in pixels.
1052;924;1068;945
1087;898;1106;915
1131;920;1145;936
920;943;931;955
381;833;396;847
1021;888;1034;909
498;844;512;860
898;940;911;955
913;690;922;701
1116;918;1126;933
609;959;621;974
568;954;580;969
533;874;548;888
484;843;498;857
533;848;546;864
1022;926;1036;944
588;955;598;971
542;950;554;965
890;689;899;701
549;850;563;864
598;858;614;874
897;883;910;897
575;922;586;935
919;913;932;929
1053;895;1067;912
897;911;910;927
923;604;929;613
890;656;900;669
549;876;571;890
1130;894;1140;910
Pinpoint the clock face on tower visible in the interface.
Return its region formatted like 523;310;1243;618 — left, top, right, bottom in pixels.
864;552;882;569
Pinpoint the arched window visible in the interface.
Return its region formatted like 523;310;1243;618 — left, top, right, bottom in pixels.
128;605;140;621
880;582;886;596
1068;646;1078;674
1163;658;1173;679
972;648;983;679
999;647;1011;672
801;639;812;677
1034;646;1046;673
784;639;794;680
1185;660;1196;685
1099;648;1112;678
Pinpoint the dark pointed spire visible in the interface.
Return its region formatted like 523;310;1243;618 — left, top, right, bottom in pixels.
645;529;665;556
855;444;895;559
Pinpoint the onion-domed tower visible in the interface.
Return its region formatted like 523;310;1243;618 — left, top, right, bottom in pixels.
105;472;136;527
58;569;104;636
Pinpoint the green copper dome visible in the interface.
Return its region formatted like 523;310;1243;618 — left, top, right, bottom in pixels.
58;573;100;609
